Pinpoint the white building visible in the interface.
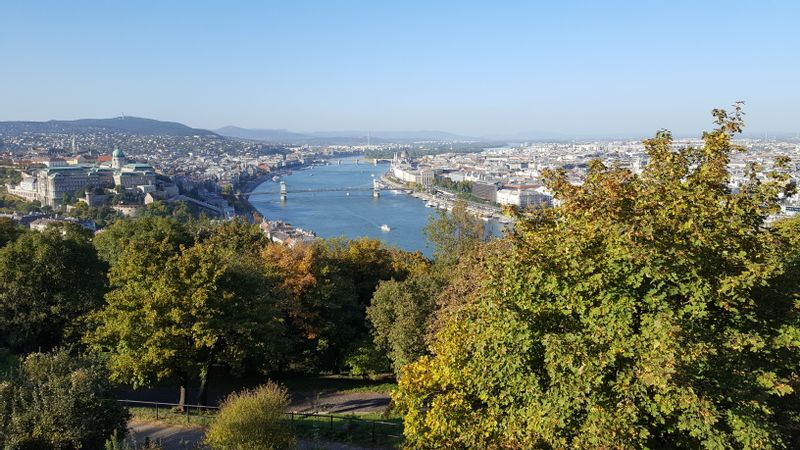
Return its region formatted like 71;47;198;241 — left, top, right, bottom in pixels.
496;188;553;208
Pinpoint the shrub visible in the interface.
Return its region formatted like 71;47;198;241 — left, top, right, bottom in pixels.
205;382;295;450
0;349;129;449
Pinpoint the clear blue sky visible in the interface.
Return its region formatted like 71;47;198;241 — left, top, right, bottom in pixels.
1;1;798;138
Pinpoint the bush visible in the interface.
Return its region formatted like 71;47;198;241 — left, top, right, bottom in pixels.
344;340;391;379
205;382;295;450
0;349;129;449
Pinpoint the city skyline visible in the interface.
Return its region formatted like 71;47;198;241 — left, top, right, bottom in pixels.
2;1;799;137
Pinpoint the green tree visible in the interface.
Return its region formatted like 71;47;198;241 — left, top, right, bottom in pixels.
424;200;484;265
93;215;192;265
205;382;295;450
367;271;446;374
86;239;285;407
0;349;129;449
0;217;22;247
395;105;800;448
0;224;106;353
344;339;392;378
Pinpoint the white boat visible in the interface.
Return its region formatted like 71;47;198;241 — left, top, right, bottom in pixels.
380;224;391;232
425;201;437;208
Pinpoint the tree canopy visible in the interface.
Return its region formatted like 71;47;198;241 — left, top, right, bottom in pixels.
85;233;284;406
0;224;106;353
394;105;800;448
0;349;128;449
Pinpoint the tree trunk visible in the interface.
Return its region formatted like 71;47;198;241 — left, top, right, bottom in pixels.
197;366;211;406
177;374;188;411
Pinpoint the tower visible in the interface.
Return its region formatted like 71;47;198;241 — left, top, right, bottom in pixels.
112;148;126;169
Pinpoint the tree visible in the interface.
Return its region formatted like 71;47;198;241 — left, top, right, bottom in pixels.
93;215;192;265
205;382;295;450
367;271;446;374
262;238;426;372
0;349;129;449
0;224;106;353
424;200;484;265
394;105;800;448
0;217;21;247
344;339;391;378
85;239;285;407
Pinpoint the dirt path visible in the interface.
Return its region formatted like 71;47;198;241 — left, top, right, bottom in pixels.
128;420;380;450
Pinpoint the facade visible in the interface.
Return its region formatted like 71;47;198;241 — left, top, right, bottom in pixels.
8;148;156;207
392;163;437;187
496;188;553;208
472;181;498;202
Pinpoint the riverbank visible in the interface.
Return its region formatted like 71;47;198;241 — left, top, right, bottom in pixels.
380;173;508;221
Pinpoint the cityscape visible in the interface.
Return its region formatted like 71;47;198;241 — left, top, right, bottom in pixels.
2;1;800;449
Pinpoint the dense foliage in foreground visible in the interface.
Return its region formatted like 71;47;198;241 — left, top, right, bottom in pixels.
394;106;800;448
0;350;128;449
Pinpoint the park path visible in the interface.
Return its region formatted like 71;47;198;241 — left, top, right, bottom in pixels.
128;420;378;450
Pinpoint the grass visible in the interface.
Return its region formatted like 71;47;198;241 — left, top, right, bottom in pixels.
128;406;217;427
273;374;396;396
285;412;403;448
338;382;397;395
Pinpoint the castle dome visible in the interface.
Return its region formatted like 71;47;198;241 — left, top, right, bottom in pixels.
112;148;125;158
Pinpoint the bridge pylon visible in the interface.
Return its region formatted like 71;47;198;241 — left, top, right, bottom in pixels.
279;181;287;202
373;179;381;198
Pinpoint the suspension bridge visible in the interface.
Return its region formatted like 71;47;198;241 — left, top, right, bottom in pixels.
244;179;391;200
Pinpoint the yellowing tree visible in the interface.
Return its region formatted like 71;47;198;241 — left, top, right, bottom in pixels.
394;105;800;448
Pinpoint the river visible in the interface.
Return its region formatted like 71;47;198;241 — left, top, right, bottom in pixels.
249;156;440;255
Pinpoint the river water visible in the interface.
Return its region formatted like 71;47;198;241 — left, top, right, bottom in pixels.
249;156;439;255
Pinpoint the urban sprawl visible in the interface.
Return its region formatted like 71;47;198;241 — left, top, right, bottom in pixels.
2;130;800;241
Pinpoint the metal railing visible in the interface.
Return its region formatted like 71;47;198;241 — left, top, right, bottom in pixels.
118;399;404;445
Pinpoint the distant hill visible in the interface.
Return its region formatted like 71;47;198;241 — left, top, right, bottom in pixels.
215;126;309;141
215;126;477;143
0;117;218;137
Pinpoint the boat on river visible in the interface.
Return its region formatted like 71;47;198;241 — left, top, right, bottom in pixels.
380;224;391;232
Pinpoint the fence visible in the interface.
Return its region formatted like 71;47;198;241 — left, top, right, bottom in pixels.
118;399;404;446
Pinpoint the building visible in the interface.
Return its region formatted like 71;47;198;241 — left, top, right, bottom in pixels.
7;148;156;207
496;188;552;208
114;163;156;188
472;181;498;202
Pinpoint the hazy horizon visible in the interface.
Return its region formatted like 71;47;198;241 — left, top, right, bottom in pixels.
2;1;799;137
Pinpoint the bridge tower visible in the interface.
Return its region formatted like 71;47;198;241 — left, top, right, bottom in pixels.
337;159;341;165
279;181;287;202
373;179;381;198
373;158;378;166
356;159;359;165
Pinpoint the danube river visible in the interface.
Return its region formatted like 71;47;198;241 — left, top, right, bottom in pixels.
249;156;439;255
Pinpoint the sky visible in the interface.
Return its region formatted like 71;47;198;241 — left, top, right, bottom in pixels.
1;1;799;138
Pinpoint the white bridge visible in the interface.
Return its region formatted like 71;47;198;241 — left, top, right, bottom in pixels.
245;179;386;200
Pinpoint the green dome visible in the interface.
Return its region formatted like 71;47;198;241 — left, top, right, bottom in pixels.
112;148;125;158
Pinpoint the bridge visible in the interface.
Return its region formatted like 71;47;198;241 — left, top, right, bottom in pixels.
245;179;389;200
319;158;393;166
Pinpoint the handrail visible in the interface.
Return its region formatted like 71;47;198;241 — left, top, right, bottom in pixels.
118;399;219;410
